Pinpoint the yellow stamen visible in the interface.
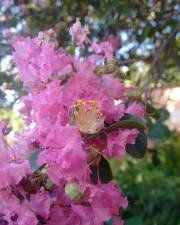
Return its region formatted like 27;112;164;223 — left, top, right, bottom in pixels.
69;99;104;134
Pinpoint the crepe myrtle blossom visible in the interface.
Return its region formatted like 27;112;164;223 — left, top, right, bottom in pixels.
91;41;114;59
104;34;121;50
69;18;90;46
0;19;146;224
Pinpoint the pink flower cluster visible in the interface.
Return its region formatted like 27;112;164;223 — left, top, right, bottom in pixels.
0;20;145;225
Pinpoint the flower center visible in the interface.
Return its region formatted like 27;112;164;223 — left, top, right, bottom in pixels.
69;99;104;134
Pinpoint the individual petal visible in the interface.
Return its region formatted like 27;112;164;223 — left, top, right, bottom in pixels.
25;190;51;219
105;129;139;158
126;102;145;121
0;160;31;189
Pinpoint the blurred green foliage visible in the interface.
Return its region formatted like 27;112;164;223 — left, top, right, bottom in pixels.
0;107;24;131
147;107;171;140
110;135;180;225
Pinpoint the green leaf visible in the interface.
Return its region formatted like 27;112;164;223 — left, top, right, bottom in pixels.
29;149;42;172
125;216;143;225
126;132;147;158
146;103;160;119
166;19;178;28
139;23;154;42
158;108;170;122
90;156;113;184
103;0;121;17
107;114;147;132
85;114;146;141
148;122;171;139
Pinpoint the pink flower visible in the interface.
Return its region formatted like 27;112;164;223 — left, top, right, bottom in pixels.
38;125;89;183
106;129;139;158
8;21;147;224
92;41;114;59
126;102;145;121
63;73;126;123
32;80;64;122
102;74;127;100
0;193;37;225
12;36;40;83
104;34;121;50
13;129;36;161
73;56;97;76
47;207;81;225
0;160;31;188
36;29;59;48
69;18;90;46
72;182;128;225
0;122;31;189
25;190;51;219
2;28;12;38
20;95;33;124
31;80;68;143
16;209;37;225
43;124;81;149
12;34;72;84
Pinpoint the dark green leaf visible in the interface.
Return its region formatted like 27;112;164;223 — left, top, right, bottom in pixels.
126;132;147;158
158;108;170;122
148;122;171;139
166;19;178;28
85;114;146;141
139;23;154;42
107;114;147;132
103;0;121;17
146;103;160;119
152;151;161;166
90;156;113;184
125;216;143;225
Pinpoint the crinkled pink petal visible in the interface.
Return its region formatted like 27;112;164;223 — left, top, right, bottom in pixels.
102;74;127;100
69;18;90;46
12;34;72;84
126;102;145;121
106;129;139;158
38;125;89;183
0;160;31;188
72;182;127;225
25;191;51;219
92;41;113;59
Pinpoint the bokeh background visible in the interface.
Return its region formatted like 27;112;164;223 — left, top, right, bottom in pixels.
0;1;179;225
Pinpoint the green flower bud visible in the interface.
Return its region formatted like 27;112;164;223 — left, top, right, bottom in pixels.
65;181;82;201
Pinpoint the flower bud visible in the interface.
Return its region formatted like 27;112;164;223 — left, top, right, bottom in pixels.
65;181;82;201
